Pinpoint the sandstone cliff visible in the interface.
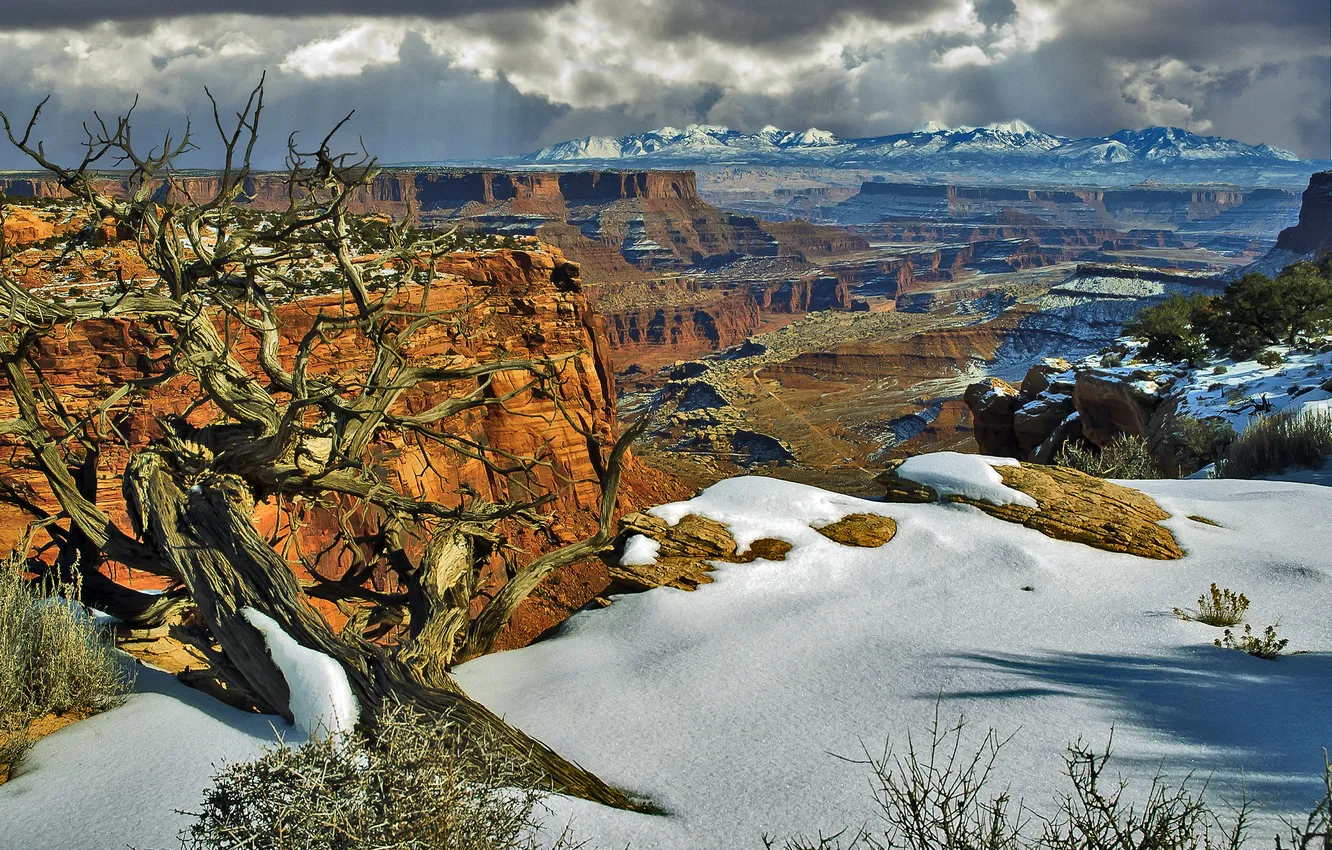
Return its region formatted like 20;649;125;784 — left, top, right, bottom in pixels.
0;242;678;648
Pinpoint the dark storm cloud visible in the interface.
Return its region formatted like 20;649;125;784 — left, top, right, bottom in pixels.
5;0;567;29
644;0;950;45
0;0;1326;166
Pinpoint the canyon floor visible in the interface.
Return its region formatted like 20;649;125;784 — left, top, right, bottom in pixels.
618;249;1243;497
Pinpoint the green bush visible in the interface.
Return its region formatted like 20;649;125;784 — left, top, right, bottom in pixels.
181;701;586;850
1215;623;1289;660
1255;349;1285;368
1123;294;1213;365
1173;584;1249;627
1209;265;1332;356
1169;415;1236;476
1053;434;1160;479
1123;261;1332;362
1218;408;1332;479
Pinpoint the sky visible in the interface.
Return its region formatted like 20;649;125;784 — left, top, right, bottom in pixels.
0;0;1327;169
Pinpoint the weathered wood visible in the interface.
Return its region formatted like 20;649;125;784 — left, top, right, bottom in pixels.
124;451;645;810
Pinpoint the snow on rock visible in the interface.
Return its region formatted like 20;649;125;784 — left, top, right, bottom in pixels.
896;451;1039;508
241;607;359;738
620;534;662;567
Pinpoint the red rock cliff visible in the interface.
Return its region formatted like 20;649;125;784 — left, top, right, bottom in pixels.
0;170;700;222
0;244;672;648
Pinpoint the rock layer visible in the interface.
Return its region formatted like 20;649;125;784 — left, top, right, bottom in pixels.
878;459;1183;560
0;243;674;649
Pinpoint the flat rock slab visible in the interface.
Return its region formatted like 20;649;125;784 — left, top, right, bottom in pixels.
814;514;898;547
608;512;793;593
878;460;1184;560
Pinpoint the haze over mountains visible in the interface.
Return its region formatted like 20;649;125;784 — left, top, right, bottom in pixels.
517;120;1319;186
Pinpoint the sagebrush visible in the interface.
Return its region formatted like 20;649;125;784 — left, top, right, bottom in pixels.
1174;584;1250;627
1054;434;1160;479
1219;408;1332;479
766;707;1332;850
181;701;586;850
0;552;133;776
1215;623;1289;660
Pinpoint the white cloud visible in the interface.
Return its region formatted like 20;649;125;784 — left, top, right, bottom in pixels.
1116;58;1220;132
279;22;408;78
936;44;993;68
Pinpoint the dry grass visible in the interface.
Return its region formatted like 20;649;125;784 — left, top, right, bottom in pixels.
0;553;133;778
1054;434;1161;480
1173;584;1250;627
1219;408;1332;480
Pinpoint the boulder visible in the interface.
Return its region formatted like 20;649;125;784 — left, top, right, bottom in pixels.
1072;370;1163;448
607;512;792;593
963;377;1021;457
1013;393;1077;457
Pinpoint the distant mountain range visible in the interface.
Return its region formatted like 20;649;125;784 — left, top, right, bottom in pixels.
518;120;1316;185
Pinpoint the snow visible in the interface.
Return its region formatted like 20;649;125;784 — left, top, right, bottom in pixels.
241;607;359;738
8;476;1332;850
913;120;951;133
0;665;285;850
896;451;1039;508
620;534;662;567
1076;342;1332;433
452;475;1332;849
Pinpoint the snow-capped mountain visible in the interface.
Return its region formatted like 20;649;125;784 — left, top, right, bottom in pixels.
530;123;853;162
519;120;1311;184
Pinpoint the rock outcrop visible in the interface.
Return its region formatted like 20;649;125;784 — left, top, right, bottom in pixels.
1274;170;1332;259
607;512;792;593
877;459;1183;560
964;359;1180;469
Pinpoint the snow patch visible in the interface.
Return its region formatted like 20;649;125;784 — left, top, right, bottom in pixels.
896;451;1038;508
241;608;359;737
620;534;661;567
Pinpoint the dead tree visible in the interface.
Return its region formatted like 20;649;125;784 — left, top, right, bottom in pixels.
0;79;648;810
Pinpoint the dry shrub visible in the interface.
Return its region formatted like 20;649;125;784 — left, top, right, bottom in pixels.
181;700;588;850
1174;584;1250;628
1215;623;1289;660
766;707;1261;850
1219;408;1332;479
1054;434;1161;480
0;552;133;778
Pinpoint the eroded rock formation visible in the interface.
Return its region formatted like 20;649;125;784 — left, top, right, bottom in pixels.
1274;171;1332;259
0;243;681;648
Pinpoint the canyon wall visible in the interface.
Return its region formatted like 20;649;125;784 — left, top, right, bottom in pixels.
0;244;673;649
1274;171;1332;258
843;180;1300;232
595;283;762;366
0;169;700;219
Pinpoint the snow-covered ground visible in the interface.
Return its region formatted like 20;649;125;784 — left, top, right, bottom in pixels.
457;476;1332;848
0;666;287;849
1050;342;1332;434
3;475;1331;849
